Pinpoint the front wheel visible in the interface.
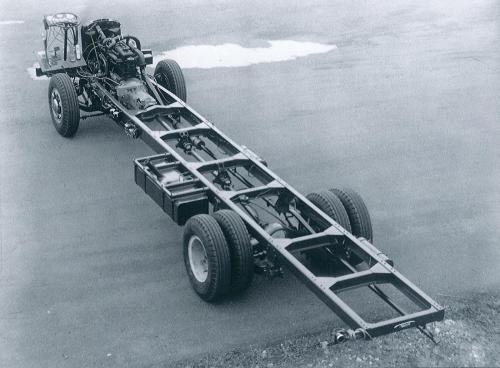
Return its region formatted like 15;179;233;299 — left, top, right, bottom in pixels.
154;59;187;102
48;73;80;137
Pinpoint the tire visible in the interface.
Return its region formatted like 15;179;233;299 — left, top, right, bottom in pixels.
154;59;187;102
48;73;80;137
183;214;232;301
214;210;254;294
329;187;373;242
306;191;352;232
305;191;352;271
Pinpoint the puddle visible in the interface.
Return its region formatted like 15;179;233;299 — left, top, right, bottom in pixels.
154;40;337;69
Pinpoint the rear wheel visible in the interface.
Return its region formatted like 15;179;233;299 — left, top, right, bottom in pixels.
305;191;352;270
154;59;187;102
48;73;80;137
306;191;352;233
183;215;231;301
329;187;373;242
214;210;254;294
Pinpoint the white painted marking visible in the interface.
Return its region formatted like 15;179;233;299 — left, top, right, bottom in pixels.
0;20;24;25
154;40;337;69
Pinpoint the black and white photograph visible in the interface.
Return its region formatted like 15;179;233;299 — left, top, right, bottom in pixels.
0;0;498;367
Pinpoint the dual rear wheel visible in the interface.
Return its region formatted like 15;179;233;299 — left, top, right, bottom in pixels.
306;187;373;268
183;187;372;301
183;210;254;301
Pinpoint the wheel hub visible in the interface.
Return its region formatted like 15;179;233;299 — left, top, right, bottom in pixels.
188;235;208;282
50;89;63;124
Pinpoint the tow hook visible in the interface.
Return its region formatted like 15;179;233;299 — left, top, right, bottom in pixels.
326;328;371;346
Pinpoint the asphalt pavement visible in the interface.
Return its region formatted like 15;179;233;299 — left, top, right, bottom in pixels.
0;0;499;367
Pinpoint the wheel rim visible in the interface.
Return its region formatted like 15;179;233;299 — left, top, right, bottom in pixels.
188;235;209;283
50;89;63;125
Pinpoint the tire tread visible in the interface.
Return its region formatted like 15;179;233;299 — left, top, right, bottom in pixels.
154;59;187;102
329;187;373;242
306;191;352;232
305;191;352;270
183;214;231;301
214;210;254;294
48;73;80;137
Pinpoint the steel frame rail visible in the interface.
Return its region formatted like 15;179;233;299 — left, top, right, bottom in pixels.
95;77;444;338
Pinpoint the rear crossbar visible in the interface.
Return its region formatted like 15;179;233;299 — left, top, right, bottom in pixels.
269;233;443;337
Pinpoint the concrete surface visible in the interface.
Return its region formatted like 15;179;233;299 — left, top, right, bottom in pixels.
0;0;498;367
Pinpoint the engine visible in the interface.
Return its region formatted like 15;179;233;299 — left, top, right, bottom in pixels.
81;19;156;110
105;36;145;80
82;20;139;78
